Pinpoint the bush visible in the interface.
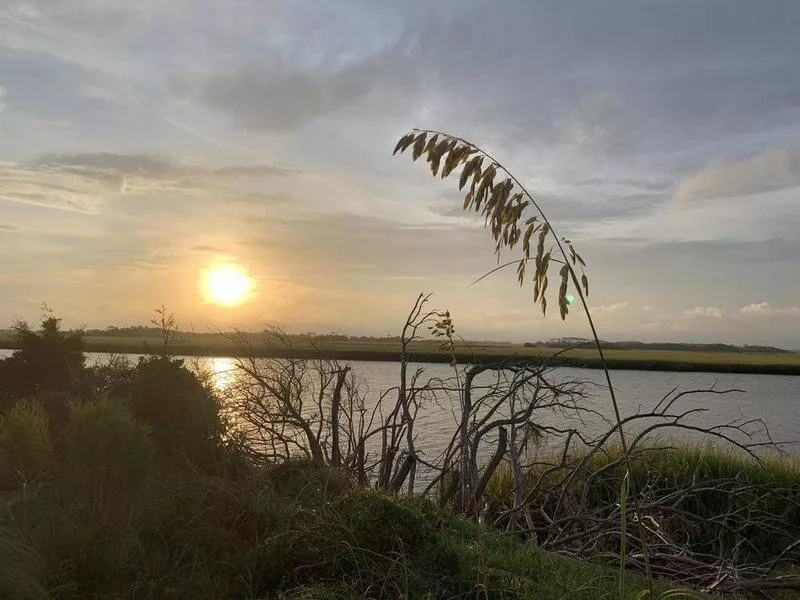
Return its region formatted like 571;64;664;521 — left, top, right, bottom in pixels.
0;399;52;488
64;398;156;513
121;471;272;599
488;444;800;566
124;356;222;467
0;456;675;600
84;354;135;397
0;317;85;419
0;527;47;600
260;458;352;501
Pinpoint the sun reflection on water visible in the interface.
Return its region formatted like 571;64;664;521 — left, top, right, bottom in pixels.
211;357;237;392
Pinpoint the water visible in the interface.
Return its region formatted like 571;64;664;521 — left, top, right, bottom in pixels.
2;349;798;455
347;360;800;457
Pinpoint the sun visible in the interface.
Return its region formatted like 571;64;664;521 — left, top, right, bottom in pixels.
203;264;254;306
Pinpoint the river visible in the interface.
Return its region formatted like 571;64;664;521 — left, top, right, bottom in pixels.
2;350;798;456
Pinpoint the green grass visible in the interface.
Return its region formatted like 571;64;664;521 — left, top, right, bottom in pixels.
487;444;800;566
0;459;694;599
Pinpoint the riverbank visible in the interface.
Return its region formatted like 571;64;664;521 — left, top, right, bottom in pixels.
2;459;685;600
2;322;797;597
3;334;799;375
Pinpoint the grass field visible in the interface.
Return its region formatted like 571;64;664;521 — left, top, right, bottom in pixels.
2;332;799;375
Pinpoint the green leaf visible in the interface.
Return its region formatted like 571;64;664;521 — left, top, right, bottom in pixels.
541;222;550;238
441;148;460;178
393;133;414;155
412;132;427;160
536;227;547;265
522;223;537;258
494;179;512;220
475;164;496;209
458;156;477;190
424;134;439;155
430;150;442;176
581;273;589;297
540;251;551;280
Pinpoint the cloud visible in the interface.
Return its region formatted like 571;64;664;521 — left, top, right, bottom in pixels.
0;84;6;112
593;301;630;313
555;91;638;153
740;302;800;318
673;147;800;203
1;0;151;46
213;165;294;177
190;244;228;254
193;41;415;131
33;153;177;178
0;161;109;213
683;306;724;319
1;0;800;345
0;152;294;212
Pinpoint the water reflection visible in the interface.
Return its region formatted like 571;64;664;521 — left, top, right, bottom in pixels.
210;357;237;392
73;352;800;455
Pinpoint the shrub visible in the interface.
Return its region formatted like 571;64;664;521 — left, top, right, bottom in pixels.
261;458;352;502
124;356;222;467
487;444;800;565
84;354;135;397
0;527;47;600
0;399;52;489
0;317;85;419
115;469;277;600
64;398;156;513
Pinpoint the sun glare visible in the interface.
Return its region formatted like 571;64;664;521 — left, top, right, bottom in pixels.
203;264;254;306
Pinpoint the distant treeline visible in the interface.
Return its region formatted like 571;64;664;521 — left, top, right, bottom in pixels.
82;326;513;346
524;338;791;354
84;327;407;342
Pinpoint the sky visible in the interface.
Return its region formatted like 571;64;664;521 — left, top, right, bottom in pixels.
0;1;798;347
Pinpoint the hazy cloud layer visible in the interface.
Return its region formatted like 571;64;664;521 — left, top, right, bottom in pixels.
674;148;800;203
0;0;798;347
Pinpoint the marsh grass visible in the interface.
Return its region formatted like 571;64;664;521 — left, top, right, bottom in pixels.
0;399;52;489
1;454;682;599
486;443;800;566
0;527;47;600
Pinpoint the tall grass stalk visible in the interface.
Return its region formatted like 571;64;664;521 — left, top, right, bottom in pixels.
393;129;652;593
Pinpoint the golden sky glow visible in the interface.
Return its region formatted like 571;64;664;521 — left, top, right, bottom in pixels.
0;2;798;346
203;264;254;307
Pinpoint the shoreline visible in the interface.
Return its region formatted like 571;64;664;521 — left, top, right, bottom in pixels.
3;341;799;375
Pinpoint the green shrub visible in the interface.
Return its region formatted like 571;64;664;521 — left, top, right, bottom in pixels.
0;456;675;600
0;399;52;488
488;444;800;565
64;398;156;513
0;527;47;600
124;356;222;467
84;354;135;396
261;458;352;502
0;317;85;421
